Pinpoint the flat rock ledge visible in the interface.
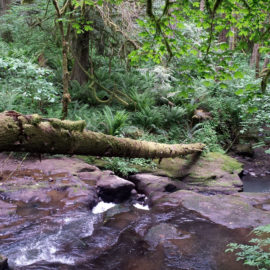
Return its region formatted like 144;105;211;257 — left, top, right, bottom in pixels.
152;190;270;229
0;153;269;231
0;154;137;216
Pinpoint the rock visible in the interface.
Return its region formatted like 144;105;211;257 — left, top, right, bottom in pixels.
129;173;183;196
235;144;254;157
152;190;270;229
182;152;243;194
0;200;16;216
250;172;256;177
64;186;98;209
0;254;8;270
77;171;101;186
144;223;188;248
262;204;270;211
97;174;135;203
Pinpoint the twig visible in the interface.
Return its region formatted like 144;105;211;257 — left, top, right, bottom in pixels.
6;153;29;181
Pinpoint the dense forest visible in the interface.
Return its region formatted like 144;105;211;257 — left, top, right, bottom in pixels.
0;0;270;269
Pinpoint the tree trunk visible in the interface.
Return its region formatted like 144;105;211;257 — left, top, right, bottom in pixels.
0;0;11;14
70;31;90;85
70;9;90;85
0;111;205;158
250;43;260;78
229;25;236;50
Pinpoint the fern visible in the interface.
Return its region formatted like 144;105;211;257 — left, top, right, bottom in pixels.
226;224;270;270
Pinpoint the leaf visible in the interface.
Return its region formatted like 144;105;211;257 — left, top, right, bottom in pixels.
247;106;258;113
234;71;244;79
235;89;244;95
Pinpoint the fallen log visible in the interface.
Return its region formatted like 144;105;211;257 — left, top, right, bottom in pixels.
0;111;205;158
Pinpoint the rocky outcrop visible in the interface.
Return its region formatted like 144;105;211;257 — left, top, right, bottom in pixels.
129;173;186;196
154;152;243;194
152;190;270;229
97;172;135;203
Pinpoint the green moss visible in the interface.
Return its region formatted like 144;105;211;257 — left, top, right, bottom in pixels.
50;119;86;132
205;152;242;173
30;114;42;125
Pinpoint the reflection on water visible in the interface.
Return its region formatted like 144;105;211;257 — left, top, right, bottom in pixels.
243;175;270;192
0;199;253;270
1;211;97;268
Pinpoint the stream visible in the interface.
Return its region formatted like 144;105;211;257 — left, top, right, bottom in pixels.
0;198;252;270
243;175;270;193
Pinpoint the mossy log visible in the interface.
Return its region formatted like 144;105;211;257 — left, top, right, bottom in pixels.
0;111;205;158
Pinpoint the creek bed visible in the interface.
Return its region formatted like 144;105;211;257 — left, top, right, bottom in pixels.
0;199;253;270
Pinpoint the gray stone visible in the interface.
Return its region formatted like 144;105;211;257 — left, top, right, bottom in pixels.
129;173;183;196
97;174;135;203
144;223;188;247
152;190;270;229
0;200;16;216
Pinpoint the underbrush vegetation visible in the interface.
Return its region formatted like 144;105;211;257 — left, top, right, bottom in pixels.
0;0;270;167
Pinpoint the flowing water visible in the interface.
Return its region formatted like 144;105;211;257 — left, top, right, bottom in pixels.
243;175;270;193
0;197;253;270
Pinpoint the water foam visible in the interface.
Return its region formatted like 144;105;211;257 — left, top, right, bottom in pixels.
92;201;116;214
133;203;150;211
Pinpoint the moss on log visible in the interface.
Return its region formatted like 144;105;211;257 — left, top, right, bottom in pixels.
0;111;205;158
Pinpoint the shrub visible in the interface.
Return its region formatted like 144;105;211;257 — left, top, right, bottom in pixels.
226;224;270;270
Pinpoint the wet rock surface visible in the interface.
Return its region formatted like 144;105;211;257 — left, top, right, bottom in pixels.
152;190;270;229
0;152;267;270
97;173;135;203
129;173;185;196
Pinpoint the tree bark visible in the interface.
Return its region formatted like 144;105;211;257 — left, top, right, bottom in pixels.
0;111;205;158
0;0;11;14
250;43;260;78
52;0;72;120
70;29;90;85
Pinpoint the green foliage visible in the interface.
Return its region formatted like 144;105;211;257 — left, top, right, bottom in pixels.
0;0;269;156
102;157;138;177
0;45;60;113
226;224;270;270
102;157;156;177
132;106;164;132
100;106;129;136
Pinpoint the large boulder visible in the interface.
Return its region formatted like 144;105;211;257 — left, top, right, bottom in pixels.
129;173;186;196
97;172;135;203
0;154;100;209
152;190;270;229
155;152;243;194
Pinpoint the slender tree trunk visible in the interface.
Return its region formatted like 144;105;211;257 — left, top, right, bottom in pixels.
61;39;71;119
250;43;260;78
0;111;205;157
229;26;236;50
52;0;71;120
200;0;205;12
229;12;237;50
